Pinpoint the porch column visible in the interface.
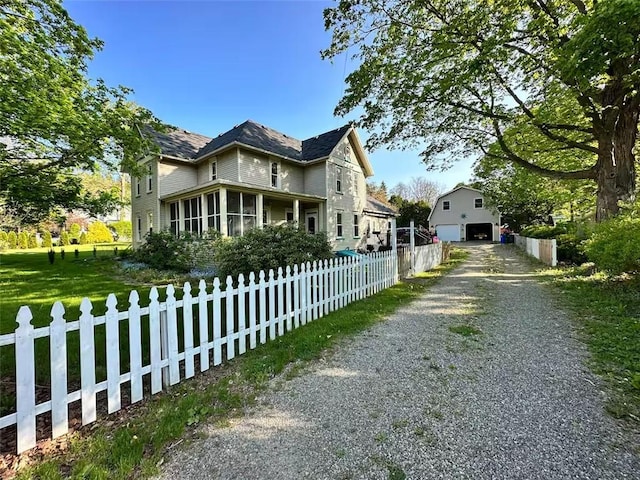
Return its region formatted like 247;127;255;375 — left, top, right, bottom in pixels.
257;193;264;229
178;199;184;233
293;199;300;226
219;187;228;237
201;193;208;233
318;203;325;233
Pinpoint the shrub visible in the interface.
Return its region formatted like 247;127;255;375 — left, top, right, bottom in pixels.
110;220;132;240
214;224;334;280
556;233;587;264
69;223;82;241
42;231;53;248
133;230;219;272
584;213;640;274
28;234;38;249
7;231;17;249
60;231;70;246
17;231;28;249
79;232;88;245
86;221;114;243
0;231;7;243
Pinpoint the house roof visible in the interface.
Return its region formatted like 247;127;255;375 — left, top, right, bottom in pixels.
144;127;213;159
146;120;355;164
364;196;398;217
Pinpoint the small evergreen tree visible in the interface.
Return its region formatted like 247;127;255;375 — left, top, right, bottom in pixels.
42;231;53;248
18;231;28;249
28;234;38;249
8;231;17;249
0;231;7;243
69;223;82;241
79;232;88;245
60;231;70;246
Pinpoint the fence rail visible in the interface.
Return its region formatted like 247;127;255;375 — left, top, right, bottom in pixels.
0;250;397;454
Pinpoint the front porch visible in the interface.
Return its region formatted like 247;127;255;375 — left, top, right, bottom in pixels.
163;185;326;238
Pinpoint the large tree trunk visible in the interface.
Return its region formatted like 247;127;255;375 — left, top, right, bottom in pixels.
613;98;639;203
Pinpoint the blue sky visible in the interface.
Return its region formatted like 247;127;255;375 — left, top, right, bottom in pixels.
64;0;476;192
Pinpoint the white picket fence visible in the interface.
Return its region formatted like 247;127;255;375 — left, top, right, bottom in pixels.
0;251;397;454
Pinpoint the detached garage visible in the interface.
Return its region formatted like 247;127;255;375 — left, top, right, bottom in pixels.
428;186;500;242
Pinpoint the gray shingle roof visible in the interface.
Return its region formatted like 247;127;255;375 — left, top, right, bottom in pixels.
146;120;353;163
365;196;398;216
144;127;213;159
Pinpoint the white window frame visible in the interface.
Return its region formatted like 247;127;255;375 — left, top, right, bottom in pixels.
336;212;343;238
226;191;257;237
443;200;451;211
183;197;202;234
474;197;484;209
285;208;294;223
211;160;218;181
147;212;153;234
135;178;141;197
353;214;359;238
271;162;280;188
206;192;221;232
336;166;343;193
169;202;179;235
146;164;153;193
136;216;142;242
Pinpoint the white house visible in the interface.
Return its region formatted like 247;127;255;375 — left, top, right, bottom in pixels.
131;120;396;251
428;186;500;242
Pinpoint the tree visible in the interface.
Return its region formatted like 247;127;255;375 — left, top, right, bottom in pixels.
42;231;52;248
389;195;431;227
323;0;640;221
390;177;445;206
0;0;163;227
474;153;596;231
366;181;389;202
86;221;114;244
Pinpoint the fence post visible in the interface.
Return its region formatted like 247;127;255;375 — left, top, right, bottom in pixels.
159;308;169;390
391;217;398;283
148;288;162;394
105;294;122;412
50;301;68;439
165;284;180;386
410;220;416;277
79;298;97;424
15;306;36;453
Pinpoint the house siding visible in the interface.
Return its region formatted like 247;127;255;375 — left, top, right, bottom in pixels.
132;159;161;248
196;150;238;184
159;161;198;197
304;163;327;197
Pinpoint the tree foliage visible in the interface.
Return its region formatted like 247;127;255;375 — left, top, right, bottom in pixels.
389;195;431;228
86;221;114;244
323;0;640;220
0;0;163;226
389;177;444;207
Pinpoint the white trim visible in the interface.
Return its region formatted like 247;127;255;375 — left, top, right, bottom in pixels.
474;197;484;209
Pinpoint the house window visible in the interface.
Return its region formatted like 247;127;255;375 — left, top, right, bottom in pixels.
285;209;294;223
227;191;257;236
135;178;141;197
474;198;483;209
147;212;153;235
336;213;343;238
136;216;142;242
211;161;217;181
170;202;179;235
353;214;359;237
183;197;202;234
207;192;221;232
336;166;342;193
146;165;153;193
271;162;279;188
262;206;271;227
443;200;451;211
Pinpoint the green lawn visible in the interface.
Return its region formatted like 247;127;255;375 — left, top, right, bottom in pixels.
0;243;153;386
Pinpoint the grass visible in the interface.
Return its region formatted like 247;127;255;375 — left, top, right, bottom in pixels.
448;324;482;337
539;266;640;422
14;248;469;479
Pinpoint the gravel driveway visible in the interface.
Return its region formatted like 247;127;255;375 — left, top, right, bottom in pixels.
156;244;639;479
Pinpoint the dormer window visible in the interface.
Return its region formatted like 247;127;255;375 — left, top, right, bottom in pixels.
271;162;279;188
211;161;217;181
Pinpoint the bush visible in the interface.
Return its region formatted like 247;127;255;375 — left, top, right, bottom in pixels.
133;230;219;272
556;233;587;264
42;231;52;248
214;224;334;280
0;231;7;243
7;231;17;249
584;213;640;274
69;223;82;241
60;231;70;246
86;221;114;243
110;220;132;241
17;232;28;249
79;232;88;245
28;234;38;249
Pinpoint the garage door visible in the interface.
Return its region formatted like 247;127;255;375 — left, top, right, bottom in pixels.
435;224;460;241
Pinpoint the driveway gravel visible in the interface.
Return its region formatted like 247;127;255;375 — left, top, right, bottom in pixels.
156;244;640;479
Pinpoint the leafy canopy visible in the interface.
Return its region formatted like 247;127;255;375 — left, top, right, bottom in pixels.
0;0;163;226
323;0;640;219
